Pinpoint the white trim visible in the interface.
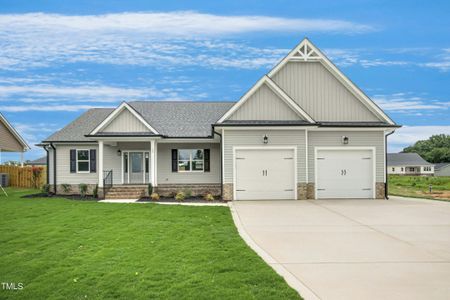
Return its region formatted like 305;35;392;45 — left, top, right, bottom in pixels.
0;112;30;150
305;129;308;183
232;146;298;201
76;149;90;173
217;76;315;124
90;102;160;135
314;146;376;199
150;140;156;186
98;141;104;187
121;150;150;184
221;128;225;187
309;127;393;131
214;126;318;131
267;39;395;125
158;138;219;143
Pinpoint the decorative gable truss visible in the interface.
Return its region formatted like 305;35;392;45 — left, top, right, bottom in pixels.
268;39;395;125
90;102;159;135
217;76;315;123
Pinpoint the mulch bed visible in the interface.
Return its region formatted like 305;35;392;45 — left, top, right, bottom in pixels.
21;193;98;201
137;197;224;203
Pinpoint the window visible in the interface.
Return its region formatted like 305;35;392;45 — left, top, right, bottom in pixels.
392;167;395;172
401;167;404;171
424;166;432;171
77;150;90;173
409;167;415;172
178;149;204;172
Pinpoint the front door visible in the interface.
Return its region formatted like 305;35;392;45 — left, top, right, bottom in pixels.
123;151;149;184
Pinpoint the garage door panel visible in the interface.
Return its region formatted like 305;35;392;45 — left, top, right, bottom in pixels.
316;149;374;199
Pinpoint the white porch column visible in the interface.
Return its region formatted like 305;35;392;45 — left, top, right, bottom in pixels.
150;140;156;186
98;140;104;187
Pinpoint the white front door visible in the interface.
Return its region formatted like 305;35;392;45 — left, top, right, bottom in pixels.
316;149;374;199
123;151;149;184
235;148;296;200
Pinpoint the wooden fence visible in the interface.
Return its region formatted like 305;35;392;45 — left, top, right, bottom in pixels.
0;165;47;188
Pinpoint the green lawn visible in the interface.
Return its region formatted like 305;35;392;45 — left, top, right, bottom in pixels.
0;189;300;300
388;175;450;201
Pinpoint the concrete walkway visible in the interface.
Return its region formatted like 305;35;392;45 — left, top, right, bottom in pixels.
231;196;450;300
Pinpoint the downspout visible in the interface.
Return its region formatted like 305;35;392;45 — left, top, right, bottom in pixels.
50;143;56;194
213;128;223;199
43;145;49;184
385;130;395;199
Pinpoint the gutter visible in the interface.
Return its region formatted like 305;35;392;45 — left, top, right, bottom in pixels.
385;130;396;199
43;145;49;185
49;143;56;194
213;128;223;199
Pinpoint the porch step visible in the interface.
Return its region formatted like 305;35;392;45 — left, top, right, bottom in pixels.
105;186;146;200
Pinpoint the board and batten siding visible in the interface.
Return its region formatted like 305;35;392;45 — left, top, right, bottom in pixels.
272;62;380;122
308;131;385;183
0;120;24;151
55;144;98;184
102;109;150;133
229;83;302;121
157;143;220;184
223;129;306;183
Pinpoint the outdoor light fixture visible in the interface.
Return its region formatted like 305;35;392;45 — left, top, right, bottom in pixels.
117;149;122;156
342;136;349;145
263;134;269;144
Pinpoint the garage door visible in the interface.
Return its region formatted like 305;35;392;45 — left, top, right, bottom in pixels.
235;148;295;200
316;149;374;199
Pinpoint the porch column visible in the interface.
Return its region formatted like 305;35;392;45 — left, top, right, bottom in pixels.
98;140;104;187
150;140;156;186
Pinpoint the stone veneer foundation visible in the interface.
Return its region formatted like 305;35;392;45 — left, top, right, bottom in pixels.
155;184;221;198
223;183;233;201
376;182;385;199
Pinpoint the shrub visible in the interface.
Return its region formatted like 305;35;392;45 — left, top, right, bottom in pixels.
204;193;214;201
61;183;72;194
150;192;160;201
175;191;185;202
148;183;153;195
93;184;99;198
79;183;88;198
184;189;192;198
41;184;50;195
31;166;44;188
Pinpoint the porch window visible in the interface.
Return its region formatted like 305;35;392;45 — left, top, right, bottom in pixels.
178;149;204;172
76;150;90;173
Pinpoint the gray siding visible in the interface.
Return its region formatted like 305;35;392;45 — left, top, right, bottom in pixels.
0;120;24;151
103;144;123;185
436;165;450;177
157;143;220;184
308;131;385;183
229;83;302;121
272;62;381;122
48;148;54;185
55;144;98;184
223;129;306;183
102;109;150;133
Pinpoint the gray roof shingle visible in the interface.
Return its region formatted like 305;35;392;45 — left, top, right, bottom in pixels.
387;153;433;166
435;163;450;170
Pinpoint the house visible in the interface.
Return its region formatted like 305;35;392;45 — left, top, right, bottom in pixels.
435;163;450;177
387;153;434;176
0;112;30;165
24;156;47;166
39;39;400;200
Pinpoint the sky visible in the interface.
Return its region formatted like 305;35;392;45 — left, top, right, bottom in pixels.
0;0;449;162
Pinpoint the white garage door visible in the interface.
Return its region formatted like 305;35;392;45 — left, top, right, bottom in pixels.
316;149;374;199
235;148;296;200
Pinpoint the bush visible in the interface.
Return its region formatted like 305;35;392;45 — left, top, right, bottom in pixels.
79;183;88;198
150;192;160;201
61;183;72;194
204;193;214;201
148;183;153;195
175;191;185;202
41;184;50;195
93;185;98;198
184;189;192;198
31;166;44;189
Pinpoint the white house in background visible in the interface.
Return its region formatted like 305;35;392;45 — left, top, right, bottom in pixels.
387;153;434;176
434;163;450;177
0;112;30;165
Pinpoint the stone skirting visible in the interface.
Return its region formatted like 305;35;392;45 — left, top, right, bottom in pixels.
306;183;315;199
376;182;385;199
50;184;101;197
155;184;221;198
297;183;307;200
223;183;233;201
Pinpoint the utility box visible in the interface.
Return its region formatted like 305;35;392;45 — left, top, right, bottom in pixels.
0;173;9;187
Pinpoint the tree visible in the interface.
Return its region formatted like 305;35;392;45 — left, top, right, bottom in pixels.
402;134;450;163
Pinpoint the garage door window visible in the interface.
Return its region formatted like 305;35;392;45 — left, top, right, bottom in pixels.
178;149;204;172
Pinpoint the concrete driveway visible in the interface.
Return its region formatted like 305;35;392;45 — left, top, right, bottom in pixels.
231;196;450;300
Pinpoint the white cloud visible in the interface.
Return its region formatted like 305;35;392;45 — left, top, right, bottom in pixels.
0;104;108;112
372;92;450;113
388;126;450;152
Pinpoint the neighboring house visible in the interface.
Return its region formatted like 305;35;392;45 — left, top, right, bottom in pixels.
387;153;434;176
435;163;450;177
0;112;30;165
25;156;47;166
39;39;400;200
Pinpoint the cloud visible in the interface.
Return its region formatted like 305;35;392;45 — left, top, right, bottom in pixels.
0;104;108;112
372;92;450;114
388;126;450;152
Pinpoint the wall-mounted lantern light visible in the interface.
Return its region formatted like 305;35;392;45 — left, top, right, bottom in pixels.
342;136;349;145
117;149;122;156
263;134;269;144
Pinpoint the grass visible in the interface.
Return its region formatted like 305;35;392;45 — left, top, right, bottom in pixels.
388;175;450;201
0;188;300;300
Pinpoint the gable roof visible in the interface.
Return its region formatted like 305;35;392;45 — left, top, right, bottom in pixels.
387;153;433;166
0;112;30;151
43;101;235;142
267;38;395;125
435;163;450;170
